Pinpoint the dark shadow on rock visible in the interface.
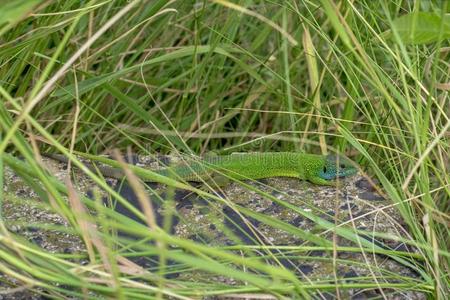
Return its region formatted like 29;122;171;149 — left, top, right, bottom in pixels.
222;206;262;245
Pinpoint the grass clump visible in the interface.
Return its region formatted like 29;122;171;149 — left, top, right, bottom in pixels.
0;0;448;298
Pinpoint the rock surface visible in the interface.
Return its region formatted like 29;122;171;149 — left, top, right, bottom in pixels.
1;155;425;299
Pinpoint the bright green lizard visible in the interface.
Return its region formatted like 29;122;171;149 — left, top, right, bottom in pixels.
45;152;357;187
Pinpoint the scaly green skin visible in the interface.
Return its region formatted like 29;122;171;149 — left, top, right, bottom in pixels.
156;152;357;186
44;152;357;186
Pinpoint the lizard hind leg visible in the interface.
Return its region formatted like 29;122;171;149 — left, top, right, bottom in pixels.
308;176;334;186
178;173;231;198
197;173;231;193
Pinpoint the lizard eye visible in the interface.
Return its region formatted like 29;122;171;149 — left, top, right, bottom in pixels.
340;164;345;169
323;166;327;173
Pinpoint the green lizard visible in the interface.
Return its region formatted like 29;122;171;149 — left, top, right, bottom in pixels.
45;152;357;187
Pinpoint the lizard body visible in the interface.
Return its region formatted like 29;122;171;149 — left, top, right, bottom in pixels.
44;152;357;186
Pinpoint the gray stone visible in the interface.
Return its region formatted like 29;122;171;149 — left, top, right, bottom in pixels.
1;155;425;299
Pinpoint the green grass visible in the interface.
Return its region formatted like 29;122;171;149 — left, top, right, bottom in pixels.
0;0;449;298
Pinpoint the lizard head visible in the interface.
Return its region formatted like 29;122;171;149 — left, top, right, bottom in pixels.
318;155;357;180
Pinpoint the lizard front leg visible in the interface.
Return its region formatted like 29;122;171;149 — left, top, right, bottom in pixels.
307;176;335;186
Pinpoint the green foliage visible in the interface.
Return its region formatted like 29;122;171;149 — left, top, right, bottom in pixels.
391;12;450;44
0;0;448;298
0;0;43;36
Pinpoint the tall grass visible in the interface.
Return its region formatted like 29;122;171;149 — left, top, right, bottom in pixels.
0;0;448;298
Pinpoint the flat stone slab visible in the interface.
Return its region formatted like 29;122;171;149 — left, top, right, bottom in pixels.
1;155;425;299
